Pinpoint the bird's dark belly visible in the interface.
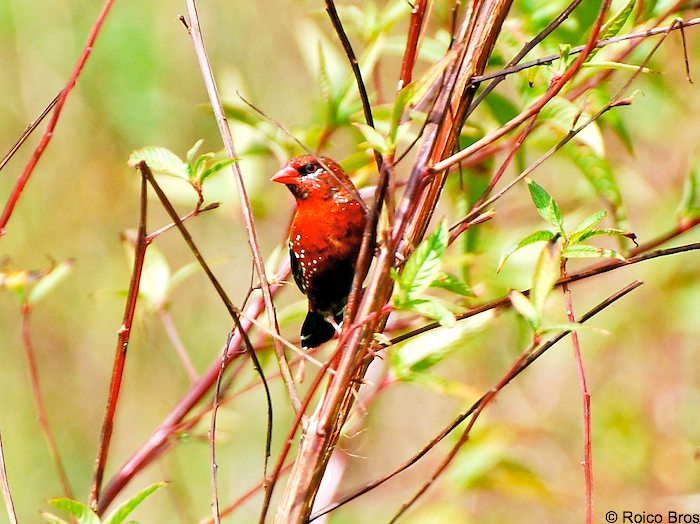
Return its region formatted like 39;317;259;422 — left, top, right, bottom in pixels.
305;257;355;315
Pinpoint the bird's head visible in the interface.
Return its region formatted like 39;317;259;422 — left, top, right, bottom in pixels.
271;155;361;204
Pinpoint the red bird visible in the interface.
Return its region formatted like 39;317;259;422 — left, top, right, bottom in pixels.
272;155;367;348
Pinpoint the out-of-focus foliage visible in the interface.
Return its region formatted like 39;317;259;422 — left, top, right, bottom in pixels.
0;0;699;522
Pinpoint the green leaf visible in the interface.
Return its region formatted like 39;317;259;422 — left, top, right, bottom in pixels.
395;220;449;301
389;83;416;147
391;312;492;376
677;164;700;224
563;243;625;260
48;498;101;524
103;482;166;524
352;122;390;155
186;139;204;166
582;61;652;74
509;290;539;331
598;0;636;47
28;259;75;304
571;227;637;245
570;210;607;242
526;179;564;234
198;158;236;183
430;272;474;297
41;513;71;524
128;147;188;179
498;229;556;272
530;239;562;317
409;298;456;327
540;96;604;156
569;143;627;228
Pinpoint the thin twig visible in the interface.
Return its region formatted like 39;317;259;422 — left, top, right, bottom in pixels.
0;94;59;175
20;303;74;499
0;427;18;524
0;0;117;236
89;166;149;510
209;333;232;524
183;0;300;415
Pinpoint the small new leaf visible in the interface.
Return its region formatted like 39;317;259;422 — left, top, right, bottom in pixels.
28;259;75;305
128;147;188;179
353;122;390;155
526;179;564;234
677;165;700;224
430;272;474;297
509;290;539;332
103;482;166;524
498;229;556;273
408;298;456;328
570;210;607;242
47;498;101;524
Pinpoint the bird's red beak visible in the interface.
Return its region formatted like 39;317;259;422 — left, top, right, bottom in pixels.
271;165;298;184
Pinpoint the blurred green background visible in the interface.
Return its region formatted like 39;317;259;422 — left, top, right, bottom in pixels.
0;0;699;522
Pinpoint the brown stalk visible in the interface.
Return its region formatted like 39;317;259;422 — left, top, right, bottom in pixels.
183;0;300;414
89;168;149;509
398;0;428;90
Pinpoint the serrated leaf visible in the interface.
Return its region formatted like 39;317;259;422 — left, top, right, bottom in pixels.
48;498;100;524
28;259;75;304
526;179;564;233
409;298;456;327
530;239;561;316
128;147;188;179
430;272;474;297
563;243;625;260
509;290;539;331
396;220;449;300
498;229;556;272
103;482;166;524
353;122;390;155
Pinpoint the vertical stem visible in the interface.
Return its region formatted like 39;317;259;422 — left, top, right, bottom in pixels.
89;168;149;509
561;264;593;524
20;303;74;499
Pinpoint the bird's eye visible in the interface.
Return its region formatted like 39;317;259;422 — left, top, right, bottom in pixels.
299;162;319;176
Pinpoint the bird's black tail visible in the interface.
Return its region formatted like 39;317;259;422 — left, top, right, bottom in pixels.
301;309;343;349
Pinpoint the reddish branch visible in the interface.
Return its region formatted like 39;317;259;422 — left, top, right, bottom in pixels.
0;428;18;524
0;0;116;236
398;0;428;90
21;304;74;499
89;169;149;510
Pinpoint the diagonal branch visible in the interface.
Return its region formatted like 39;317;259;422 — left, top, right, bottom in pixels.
183;0;300;413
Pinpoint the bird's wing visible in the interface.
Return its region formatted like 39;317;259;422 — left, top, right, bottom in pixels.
289;240;306;294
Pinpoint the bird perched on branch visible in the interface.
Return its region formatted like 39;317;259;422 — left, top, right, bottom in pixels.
272;155;367;348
